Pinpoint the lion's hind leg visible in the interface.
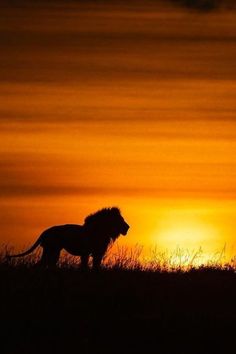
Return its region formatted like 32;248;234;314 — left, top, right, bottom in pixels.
39;247;61;268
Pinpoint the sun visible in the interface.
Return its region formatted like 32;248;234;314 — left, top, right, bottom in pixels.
149;212;223;267
152;209;220;252
159;223;211;247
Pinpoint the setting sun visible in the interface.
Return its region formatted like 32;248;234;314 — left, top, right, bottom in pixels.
156;211;219;250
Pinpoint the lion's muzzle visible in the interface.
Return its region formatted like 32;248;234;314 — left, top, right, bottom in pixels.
121;222;130;235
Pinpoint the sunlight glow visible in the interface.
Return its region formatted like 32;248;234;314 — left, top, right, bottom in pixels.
149;212;226;266
153;210;220;252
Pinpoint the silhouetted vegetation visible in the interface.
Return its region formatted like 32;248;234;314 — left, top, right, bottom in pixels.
1;247;235;354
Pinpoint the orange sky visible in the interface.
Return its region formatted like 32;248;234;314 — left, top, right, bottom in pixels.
1;1;236;261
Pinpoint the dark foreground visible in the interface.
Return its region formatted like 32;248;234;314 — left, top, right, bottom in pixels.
1;264;235;354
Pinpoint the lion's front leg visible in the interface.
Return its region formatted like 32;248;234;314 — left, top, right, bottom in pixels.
92;254;103;270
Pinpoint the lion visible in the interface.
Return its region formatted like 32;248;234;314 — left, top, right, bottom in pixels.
8;207;129;269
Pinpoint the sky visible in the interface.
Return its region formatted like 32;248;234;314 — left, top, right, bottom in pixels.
1;0;236;261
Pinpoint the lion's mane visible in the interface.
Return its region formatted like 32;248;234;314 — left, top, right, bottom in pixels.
83;207;124;241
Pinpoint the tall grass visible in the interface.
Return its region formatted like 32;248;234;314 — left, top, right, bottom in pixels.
104;244;236;271
2;244;235;272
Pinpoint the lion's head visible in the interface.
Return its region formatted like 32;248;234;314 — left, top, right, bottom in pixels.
84;207;129;240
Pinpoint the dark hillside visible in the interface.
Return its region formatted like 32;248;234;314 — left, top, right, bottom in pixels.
1;262;235;354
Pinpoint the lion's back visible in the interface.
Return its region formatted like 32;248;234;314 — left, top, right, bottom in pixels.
58;224;83;235
41;224;84;248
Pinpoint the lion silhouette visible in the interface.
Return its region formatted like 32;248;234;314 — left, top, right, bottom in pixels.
9;207;129;269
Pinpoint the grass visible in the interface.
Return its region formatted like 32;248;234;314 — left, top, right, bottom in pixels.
104;244;236;271
1;245;235;354
3;243;235;271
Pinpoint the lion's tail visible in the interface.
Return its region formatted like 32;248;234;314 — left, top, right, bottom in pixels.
8;236;42;258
